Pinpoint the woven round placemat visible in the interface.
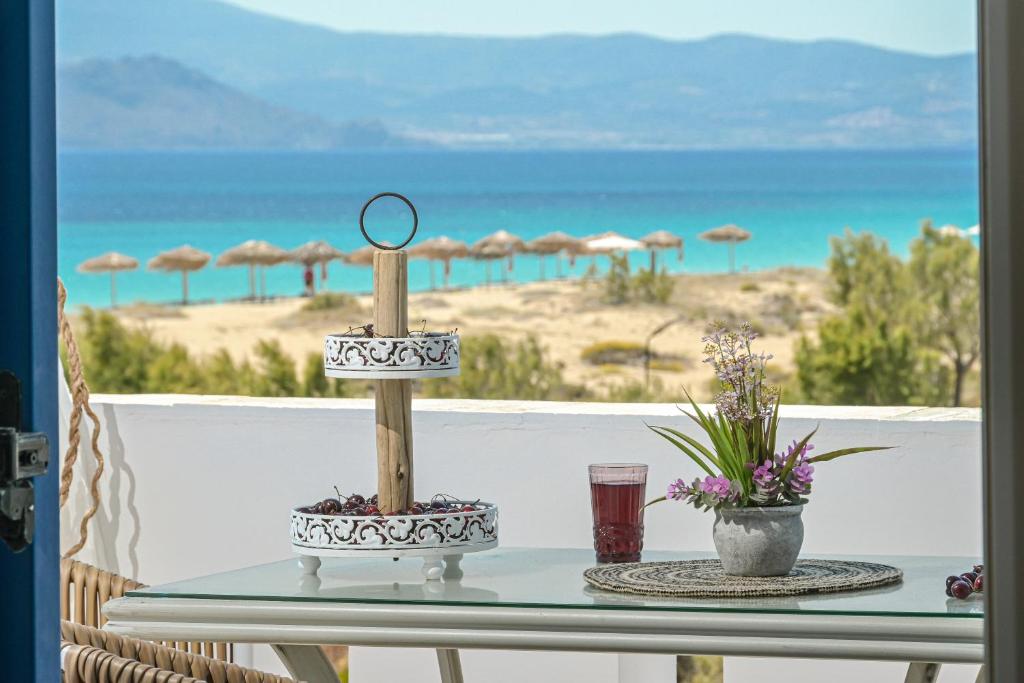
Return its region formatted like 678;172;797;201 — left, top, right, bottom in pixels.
583;559;902;598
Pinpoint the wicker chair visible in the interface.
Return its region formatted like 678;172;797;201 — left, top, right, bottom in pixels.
61;621;294;683
60;557;232;661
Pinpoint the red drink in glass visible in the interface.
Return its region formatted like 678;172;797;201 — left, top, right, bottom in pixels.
589;464;647;563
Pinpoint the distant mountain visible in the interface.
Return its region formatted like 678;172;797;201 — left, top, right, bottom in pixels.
57;56;409;150
56;0;978;149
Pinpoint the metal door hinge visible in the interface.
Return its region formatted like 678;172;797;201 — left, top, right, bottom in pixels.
0;371;49;552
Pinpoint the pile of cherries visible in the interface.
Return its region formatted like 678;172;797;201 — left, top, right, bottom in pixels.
299;490;479;518
945;564;984;599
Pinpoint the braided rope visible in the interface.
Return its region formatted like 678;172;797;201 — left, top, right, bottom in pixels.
584;558;903;598
57;277;106;558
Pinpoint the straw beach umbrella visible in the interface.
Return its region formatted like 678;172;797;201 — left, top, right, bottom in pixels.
471;230;525;284
346;244;378;267
216;240;289;300
147;245;211;305
641;230;684;272
291;240;345;292
469;243;508;285
408;236;468;289
699;224;752;273
525;231;582;279
77;251;138;307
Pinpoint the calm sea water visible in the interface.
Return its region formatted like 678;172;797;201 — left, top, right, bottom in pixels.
58;149;979;309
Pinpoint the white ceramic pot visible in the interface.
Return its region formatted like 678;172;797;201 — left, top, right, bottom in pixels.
712;504;804;576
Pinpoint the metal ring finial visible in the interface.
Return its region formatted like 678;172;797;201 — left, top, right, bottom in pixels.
359;192;418;250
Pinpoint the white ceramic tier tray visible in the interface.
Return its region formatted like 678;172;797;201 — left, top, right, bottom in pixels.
290;502;498;580
324;331;459;379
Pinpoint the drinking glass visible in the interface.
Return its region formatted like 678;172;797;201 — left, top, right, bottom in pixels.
589;463;648;563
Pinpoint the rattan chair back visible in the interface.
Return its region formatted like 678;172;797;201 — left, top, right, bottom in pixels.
60;558;232;661
61;621;295;683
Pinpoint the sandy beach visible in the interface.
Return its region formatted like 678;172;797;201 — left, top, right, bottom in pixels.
105;268;832;400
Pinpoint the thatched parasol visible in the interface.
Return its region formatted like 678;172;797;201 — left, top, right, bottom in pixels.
346;244;378;267
216;240;289;300
469;243;509;286
408;236;469;289
525;231;582;279
698;224;752;273
291;240;344;265
291;240;345;292
471;230;525;284
77;251;139;307
147;245;211;305
640;230;684;271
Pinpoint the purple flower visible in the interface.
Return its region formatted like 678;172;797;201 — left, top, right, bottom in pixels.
700;475;733;498
790;462;815;494
752;463;775;488
667;479;690;501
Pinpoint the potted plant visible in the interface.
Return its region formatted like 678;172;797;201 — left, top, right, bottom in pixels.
646;322;890;576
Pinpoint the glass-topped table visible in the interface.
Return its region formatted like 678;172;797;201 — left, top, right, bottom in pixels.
103;548;984;683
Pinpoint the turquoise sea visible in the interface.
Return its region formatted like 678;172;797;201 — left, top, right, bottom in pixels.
58;149;980;309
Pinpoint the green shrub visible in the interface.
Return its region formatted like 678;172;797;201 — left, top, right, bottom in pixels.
794;225;973;406
72;309;360;398
301;292;360;312
580;340;647;366
739;282;760;293
632;267;675;304
423;334;588;401
600;255;674;305
602;254;632;304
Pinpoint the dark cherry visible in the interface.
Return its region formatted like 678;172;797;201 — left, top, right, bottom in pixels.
430;500;447;510
460;505;476;512
950;580;973;600
384;510;402;516
973;574;984;592
368;494;379;505
409;505;425;515
945;575;960;597
973;564;984;574
959;572;978;585
364;505;379;516
347;494;366;506
321;498;343;515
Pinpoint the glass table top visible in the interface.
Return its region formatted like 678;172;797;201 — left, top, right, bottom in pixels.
129;548;983;619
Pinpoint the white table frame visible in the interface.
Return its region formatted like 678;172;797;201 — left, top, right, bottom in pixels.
103;597;983;683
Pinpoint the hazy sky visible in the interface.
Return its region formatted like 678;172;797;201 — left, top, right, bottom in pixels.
222;0;977;55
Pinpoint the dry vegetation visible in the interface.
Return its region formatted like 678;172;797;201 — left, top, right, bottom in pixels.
102;268;831;402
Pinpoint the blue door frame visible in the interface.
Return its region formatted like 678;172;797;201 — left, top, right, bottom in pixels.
0;0;59;681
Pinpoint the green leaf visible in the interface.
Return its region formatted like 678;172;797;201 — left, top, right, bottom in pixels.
767;395;781;456
808;446;894;463
780;424;819;479
642;495;667;509
651;426;722;469
646;424;718;477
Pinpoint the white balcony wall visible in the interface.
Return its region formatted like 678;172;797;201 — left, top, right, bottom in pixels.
59;394;983;683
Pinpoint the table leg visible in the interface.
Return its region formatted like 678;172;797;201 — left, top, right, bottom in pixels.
436;648;464;683
904;662;941;683
271;644;338;683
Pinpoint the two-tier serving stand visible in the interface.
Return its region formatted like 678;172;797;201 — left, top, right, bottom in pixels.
289;193;498;580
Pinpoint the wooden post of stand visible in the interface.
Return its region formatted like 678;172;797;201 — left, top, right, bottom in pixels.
373;250;414;513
